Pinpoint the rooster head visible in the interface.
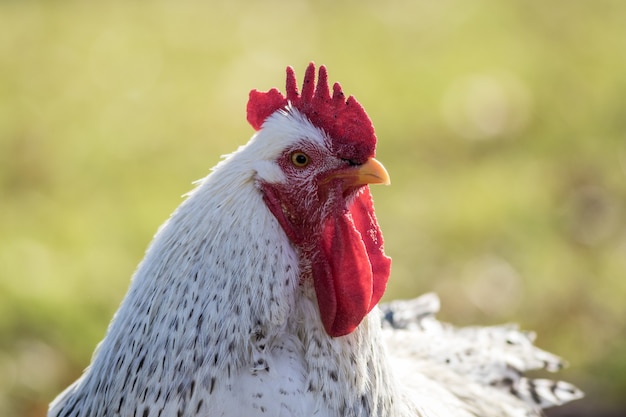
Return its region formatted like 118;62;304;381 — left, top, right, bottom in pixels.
247;63;391;337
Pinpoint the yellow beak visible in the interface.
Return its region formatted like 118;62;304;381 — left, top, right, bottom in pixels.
354;157;391;186
329;157;390;187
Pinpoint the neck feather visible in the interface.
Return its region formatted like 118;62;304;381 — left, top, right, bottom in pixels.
55;148;400;417
68;152;300;413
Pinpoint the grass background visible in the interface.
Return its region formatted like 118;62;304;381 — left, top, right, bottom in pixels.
1;0;625;415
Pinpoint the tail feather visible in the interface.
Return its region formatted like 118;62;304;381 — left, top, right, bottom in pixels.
380;293;583;413
512;378;584;408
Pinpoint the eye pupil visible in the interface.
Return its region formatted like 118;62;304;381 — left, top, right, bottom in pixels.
291;152;309;167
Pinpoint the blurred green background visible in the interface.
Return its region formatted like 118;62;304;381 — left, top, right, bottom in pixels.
1;0;625;416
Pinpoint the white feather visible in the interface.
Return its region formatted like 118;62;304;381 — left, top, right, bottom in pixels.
49;108;582;417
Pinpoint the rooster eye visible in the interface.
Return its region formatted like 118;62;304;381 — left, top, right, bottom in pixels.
290;151;310;167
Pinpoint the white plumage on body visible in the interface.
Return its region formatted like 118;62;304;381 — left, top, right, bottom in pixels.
49;63;582;417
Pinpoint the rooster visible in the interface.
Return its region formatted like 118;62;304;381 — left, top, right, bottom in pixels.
49;63;582;417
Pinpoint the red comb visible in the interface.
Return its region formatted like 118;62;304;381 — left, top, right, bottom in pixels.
247;63;377;163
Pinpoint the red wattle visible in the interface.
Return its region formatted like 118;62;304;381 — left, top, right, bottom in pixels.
347;188;391;310
312;188;391;337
